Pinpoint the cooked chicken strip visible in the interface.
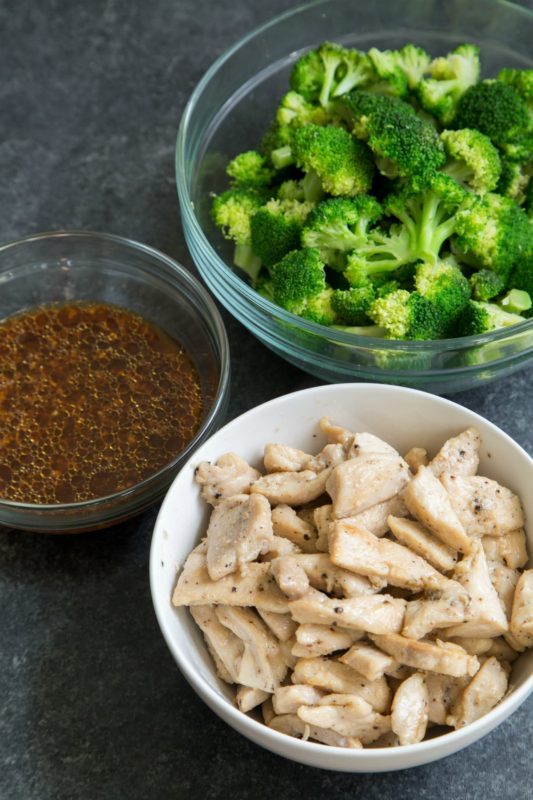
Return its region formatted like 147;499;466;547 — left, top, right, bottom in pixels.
391;673;429;745
172;547;289;613
264;443;319;473
273;684;324;714
402;582;470;640
291;657;391;712
288;588;406;635
236;686;270;713
257;610;298;643
347;432;400;459
339;642;397;681
440;474;525;537
425;673;469;725
510;569;533;648
482;529;528;569
446;656;508;729
189;605;243;684
485;636;520;662
260;534;302;561
402;466;471;554
271;504;318;553
428;427;480;479
319;417;355;448
404;447;428;473
313;504;334;552
251;469;331;506
369;731;401;748
205;493;273;580
270;557;310;599
261;697;276;725
388;515;458;572
269;714;362;748
326;455;410;519
215;606;288;693
445;541;509;638
329;521;448;592
292;624;363;658
298;703;391;744
194;453;261;506
444;637;493;656
488;561;520;619
346;495;409;538
276;553;378;598
370;634;480;678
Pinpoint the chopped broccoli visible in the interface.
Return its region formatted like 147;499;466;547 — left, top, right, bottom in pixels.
498;288;532;314
277;179;306;201
270;247;327;314
524;180;533;220
343;225;415;286
338;91;445;188
250;198;315;268
290;43;373;107
211;187;267;280
469;270;506;302
302;195;383;265
331;285;376;325
414;257;471;332
454;192;533;283
456;299;527;335
497;157;531;204
497;68;533;114
226;150;274;187
301;288;338;325
368;44;431;96
367;288;445;340
275;91;330;129
509;249;533;308
453;80;531;144
417;44;480;125
440;128;501;194
255;272;275;302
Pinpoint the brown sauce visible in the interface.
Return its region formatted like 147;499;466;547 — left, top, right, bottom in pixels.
0;302;204;504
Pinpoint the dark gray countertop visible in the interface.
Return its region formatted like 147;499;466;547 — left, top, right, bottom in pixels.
1;1;532;798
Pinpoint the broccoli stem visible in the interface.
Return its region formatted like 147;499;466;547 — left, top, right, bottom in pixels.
302;169;324;202
271;145;294;169
498;289;532;314
233;243;262;282
442;160;474;186
417;194;456;263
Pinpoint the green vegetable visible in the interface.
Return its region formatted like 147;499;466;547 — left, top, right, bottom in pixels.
302;195;383;267
290;42;373;107
453;80;531;144
417;44;480;125
226;151;274;187
456;300;527;335
469;270;506;302
498;288;532;314
367;289;445;340
251;198;314;268
270;248;327;314
440;128;501;195
414;257;471;332
331;286;376;325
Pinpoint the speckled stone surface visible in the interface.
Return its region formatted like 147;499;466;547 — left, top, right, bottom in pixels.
1;1;532;798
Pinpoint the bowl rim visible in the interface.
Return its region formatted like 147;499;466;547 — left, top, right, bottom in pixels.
150;382;533;765
0;228;231;514
175;0;533;356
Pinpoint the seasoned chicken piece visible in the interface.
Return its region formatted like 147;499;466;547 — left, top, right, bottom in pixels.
257;610;298;643
313;504;334;552
326;455;410;519
205;493;273;580
292;624;363;658
488;561;520;619
347;432;400;459
504;630;527;653
482;529;528;569
402;582;470;640
391;673;429;745
445;541;508;638
404;447;428;473
425;673;469;725
347;494;409;538
485;636;520;662
446;656;508;729
273;684;324;714
441;474;525;537
288;588;406;635
269;714;362;748
298;701;391;744
236;686;270;713
339;642;397;681
195;453;261;505
215;606;288;693
259;534;302;561
292;657;391;712
172;546;289;613
329;521;448;592
271;504;318;553
428;427;480;479
319;416;355;448
510;569;533;648
270;557;310;599
444;637;493;656
402;466;471;554
370;634;480;678
251;469;331;506
189;605;243;684
388;515;458;572
369;731;401;748
261;697;275;724
296;506;318;530
264;443;318;473
276;553;378;598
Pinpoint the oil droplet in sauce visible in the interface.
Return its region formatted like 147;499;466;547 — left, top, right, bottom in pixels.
0;302;204;504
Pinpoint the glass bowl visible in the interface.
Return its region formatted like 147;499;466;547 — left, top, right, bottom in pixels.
0;231;230;533
176;0;533;394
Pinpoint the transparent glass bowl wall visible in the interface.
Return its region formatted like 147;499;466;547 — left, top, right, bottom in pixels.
176;0;533;394
0;231;230;532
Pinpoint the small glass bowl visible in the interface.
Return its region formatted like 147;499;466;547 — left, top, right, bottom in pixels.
176;0;533;394
0;231;230;533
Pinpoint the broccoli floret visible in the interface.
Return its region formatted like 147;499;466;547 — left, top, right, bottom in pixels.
367;288;445;340
509;248;533;307
291;124;375;197
498;69;533;115
524;180;533;220
414;257;471;332
457;300;527;335
440;128;501;195
396;44;433;91
417;44;480;125
250;198;315;268
344;224;415;285
211;187;267;280
499;133;533;163
255;272;275;302
276;91;330;129
277;179;306;201
498;288;532;314
290;43;373;107
270;247;327;314
301;288;338;325
497;158;531;204
454;192;533;283
226;150;275;187
338;91;445;189
331;285;376;325
453;80;531;144
469;270;506;302
302;195;383;265
367;44;431;97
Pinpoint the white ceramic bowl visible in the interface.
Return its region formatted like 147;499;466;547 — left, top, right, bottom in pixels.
150;384;533;772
